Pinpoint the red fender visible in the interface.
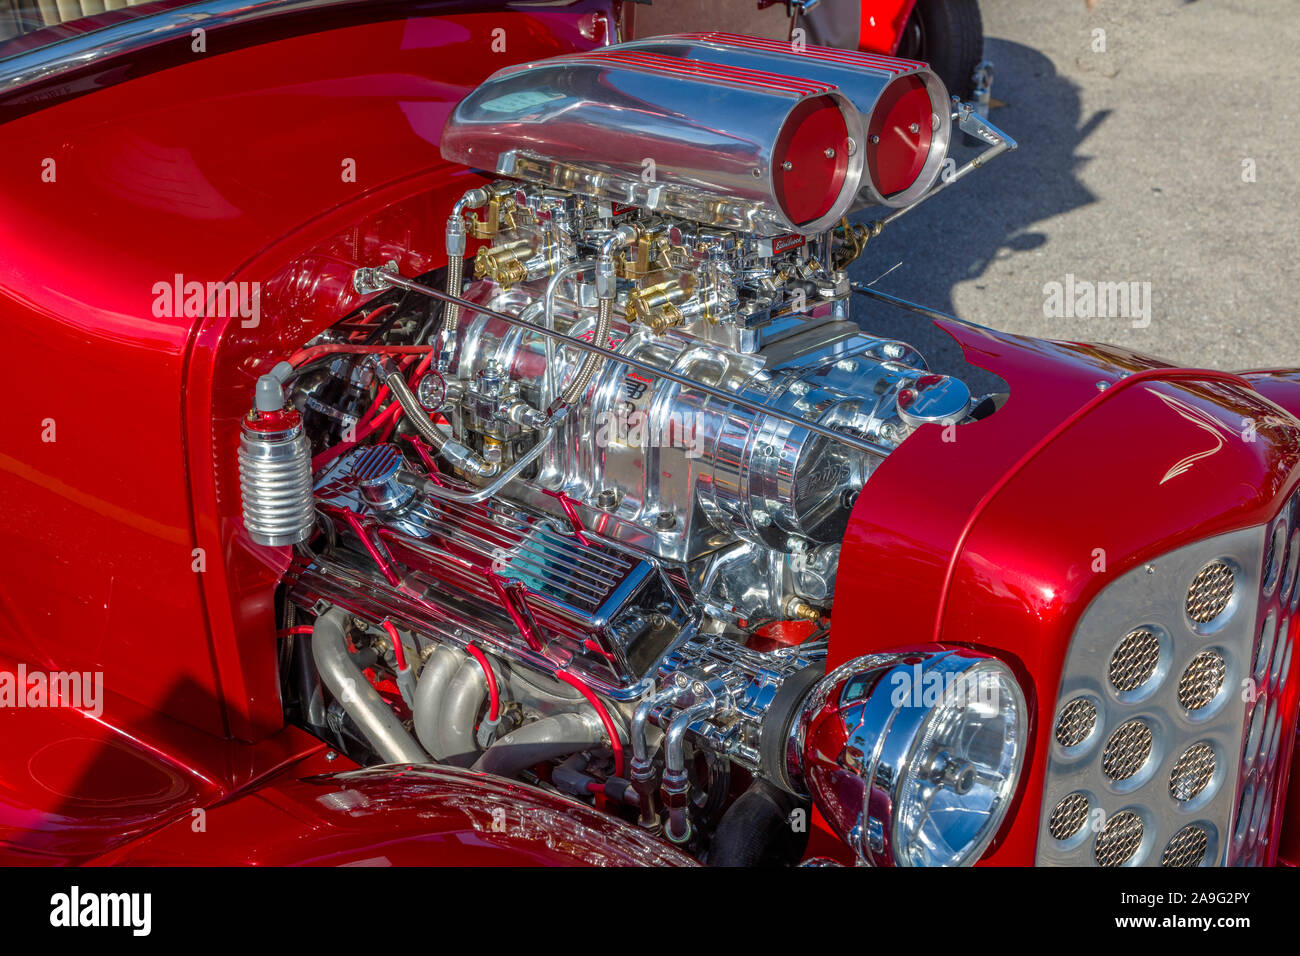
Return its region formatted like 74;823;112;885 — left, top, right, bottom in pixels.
0;6;610;744
91;764;694;867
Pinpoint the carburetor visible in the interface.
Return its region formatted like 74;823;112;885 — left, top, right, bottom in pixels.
465;179;846;341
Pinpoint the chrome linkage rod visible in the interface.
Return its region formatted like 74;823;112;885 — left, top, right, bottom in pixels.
850;284;994;333
353;266;894;459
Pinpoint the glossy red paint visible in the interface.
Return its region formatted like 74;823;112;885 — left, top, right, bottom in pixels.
1;0;1296;868
0;643;334;864
857;0;919;56
1281;733;1300;865
865;74;933;196
91;765;695;867
821;321;1300;864
1240;369;1300;422
773;96;852;226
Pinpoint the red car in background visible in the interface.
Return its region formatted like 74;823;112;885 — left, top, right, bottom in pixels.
628;0;986;97
0;0;1296;871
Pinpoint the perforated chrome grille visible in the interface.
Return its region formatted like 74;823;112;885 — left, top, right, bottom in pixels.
1255;612;1276;680
1169;742;1215;802
1263;529;1282;594
1102;720;1153;781
1243;700;1265;768
1055;697;1097;748
1233;781;1256;844
1271;620;1289;684
1038;523;1273;867
1162;825;1209;867
1282;532;1299;601
1179;651;1225;711
1048;793;1090;840
1110;628;1160;691
1187;562;1234;623
1094;811;1143;867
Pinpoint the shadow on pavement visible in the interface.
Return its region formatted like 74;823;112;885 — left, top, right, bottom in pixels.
846;39;1111;398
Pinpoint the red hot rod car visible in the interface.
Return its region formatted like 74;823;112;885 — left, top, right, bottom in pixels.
0;0;1297;868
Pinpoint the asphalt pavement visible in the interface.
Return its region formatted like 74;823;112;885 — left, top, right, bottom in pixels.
845;0;1299;395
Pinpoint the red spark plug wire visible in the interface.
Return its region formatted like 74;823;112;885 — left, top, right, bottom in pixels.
310;401;402;471
555;669;625;777
276;626;315;638
287;343;431;367
465;644;500;722
380;619;408;672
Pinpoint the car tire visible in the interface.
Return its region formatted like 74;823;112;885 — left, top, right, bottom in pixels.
895;0;984;97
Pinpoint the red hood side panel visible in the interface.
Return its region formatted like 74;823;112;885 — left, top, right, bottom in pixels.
831;321;1300;864
832;322;1182;669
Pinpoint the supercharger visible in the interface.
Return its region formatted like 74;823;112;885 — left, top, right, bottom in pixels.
446;262;968;624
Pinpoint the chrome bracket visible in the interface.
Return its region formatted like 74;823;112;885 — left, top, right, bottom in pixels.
868;100;1017;232
351;260;399;296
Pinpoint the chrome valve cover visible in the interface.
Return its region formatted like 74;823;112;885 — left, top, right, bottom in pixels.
299;443;693;693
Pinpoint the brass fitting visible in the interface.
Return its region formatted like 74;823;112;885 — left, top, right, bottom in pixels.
627;274;697;334
618;229;669;280
465;186;520;240
473;241;532;289
832;216;884;271
785;599;822;623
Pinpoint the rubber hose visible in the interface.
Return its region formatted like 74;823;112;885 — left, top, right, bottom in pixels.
707;778;811;867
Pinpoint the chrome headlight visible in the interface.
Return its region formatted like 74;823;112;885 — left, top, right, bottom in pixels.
792;650;1028;866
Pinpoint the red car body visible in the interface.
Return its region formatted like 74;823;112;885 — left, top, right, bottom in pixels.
0;0;1295;866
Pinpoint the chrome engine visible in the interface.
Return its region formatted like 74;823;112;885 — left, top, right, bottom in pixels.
438;186;974;626
249;35;1030;863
